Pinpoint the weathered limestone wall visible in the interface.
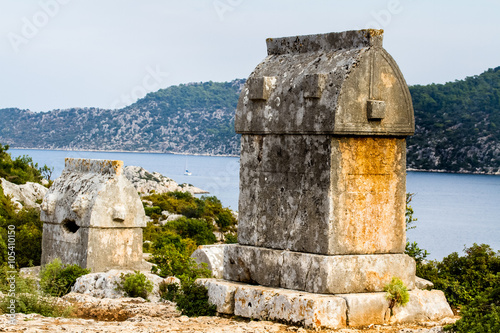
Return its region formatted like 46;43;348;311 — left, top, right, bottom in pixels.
238;134;333;254
238;135;406;255
41;158;146;272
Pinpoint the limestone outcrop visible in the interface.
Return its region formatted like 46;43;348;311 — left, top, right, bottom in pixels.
71;270;179;302
123;165;207;196
0;178;47;210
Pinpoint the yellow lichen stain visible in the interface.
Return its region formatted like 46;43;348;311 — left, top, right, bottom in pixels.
338;137;400;253
111;160;123;176
362;29;384;37
381;72;396;88
314;312;322;328
238;297;247;308
366;271;391;286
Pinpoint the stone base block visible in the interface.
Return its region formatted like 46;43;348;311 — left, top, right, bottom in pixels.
391;289;454;323
198;279;347;329
197;279;454;329
338;289;454;326
223;244;415;294
191;244;225;278
198;278;240;314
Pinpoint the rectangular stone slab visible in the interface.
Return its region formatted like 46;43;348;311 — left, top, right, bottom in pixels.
337;289;454;327
237;135;407;255
198;279;347;329
198;279;453;329
223;244;415;294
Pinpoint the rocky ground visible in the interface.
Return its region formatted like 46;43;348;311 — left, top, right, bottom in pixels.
0;294;458;333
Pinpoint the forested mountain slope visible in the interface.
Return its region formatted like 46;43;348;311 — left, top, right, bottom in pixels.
407;67;500;173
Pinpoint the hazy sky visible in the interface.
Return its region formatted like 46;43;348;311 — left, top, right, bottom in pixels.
1;0;499;112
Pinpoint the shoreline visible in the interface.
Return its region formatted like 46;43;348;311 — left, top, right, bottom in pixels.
9;147;500;175
9;147;239;158
406;168;500;176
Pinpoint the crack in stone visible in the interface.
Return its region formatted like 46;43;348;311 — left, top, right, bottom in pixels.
303;257;314;292
285;175;304;250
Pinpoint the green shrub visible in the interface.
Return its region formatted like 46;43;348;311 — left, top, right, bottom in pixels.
445;287;500;333
152;230;197;255
151;244;211;284
0;265;73;317
418;244;500;308
405;193;418;231
406;241;429;266
215;209;236;232
142;192;237;233
224;232;238;244
0;264;37;294
166;217;216;246
0;144;43;185
40;259;90;297
159;280;179;302
0;186;43;268
175;281;216;317
0;293;73;318
384;277;410;315
144;206;162;216
116;271;153;300
161;280;216;317
404;192;430;265
0;145;52;268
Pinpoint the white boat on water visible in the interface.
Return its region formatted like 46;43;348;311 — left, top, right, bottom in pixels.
184;160;192;175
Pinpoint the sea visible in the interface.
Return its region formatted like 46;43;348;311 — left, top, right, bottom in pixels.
9;148;500;261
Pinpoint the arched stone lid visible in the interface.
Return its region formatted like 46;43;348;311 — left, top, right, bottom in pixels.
235;30;414;136
40;158;146;229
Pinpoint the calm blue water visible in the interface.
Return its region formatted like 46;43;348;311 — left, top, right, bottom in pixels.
9;149;500;261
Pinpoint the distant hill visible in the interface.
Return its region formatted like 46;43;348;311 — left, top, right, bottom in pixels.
0;68;499;174
0;80;244;156
407;67;500;174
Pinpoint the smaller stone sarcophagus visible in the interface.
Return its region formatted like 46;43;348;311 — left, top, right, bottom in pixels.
41;158;146;272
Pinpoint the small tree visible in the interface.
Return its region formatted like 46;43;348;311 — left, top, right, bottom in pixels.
404;192;429;264
384;277;410;316
405;192;418;231
39;164;54;182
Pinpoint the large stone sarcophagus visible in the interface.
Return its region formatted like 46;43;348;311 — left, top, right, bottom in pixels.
197;30;453;330
224;29;416;294
40;158;146;272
